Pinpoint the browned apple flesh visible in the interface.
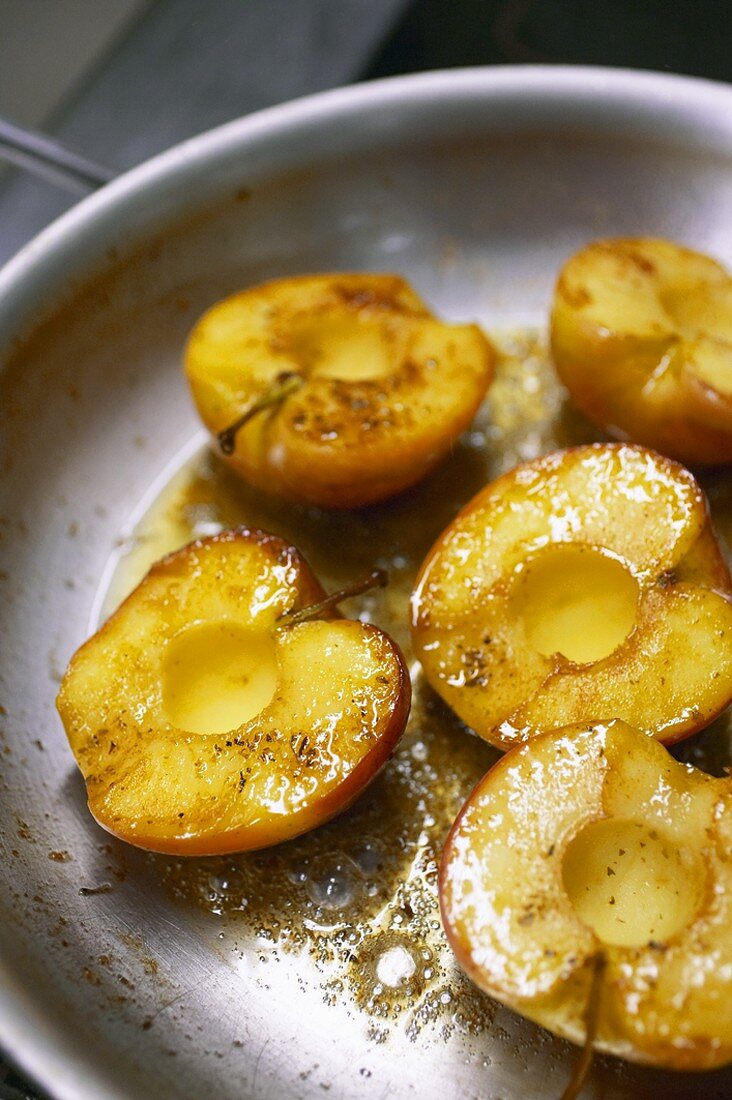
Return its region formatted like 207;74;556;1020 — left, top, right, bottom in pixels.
551;237;732;465
56;529;411;854
185;273;494;507
440;720;732;1070
412;443;732;749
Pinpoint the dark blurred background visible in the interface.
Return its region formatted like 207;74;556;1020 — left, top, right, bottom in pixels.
371;0;732;76
0;0;731;1096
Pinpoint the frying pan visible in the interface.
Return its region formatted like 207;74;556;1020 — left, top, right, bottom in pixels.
2;66;732;1100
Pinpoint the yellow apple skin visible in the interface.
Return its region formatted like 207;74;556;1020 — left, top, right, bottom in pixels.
185;273;494;507
411;443;732;749
56;529;411;855
439;720;732;1070
551;237;732;465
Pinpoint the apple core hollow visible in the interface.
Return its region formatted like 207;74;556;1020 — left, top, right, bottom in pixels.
162;621;277;735
562;818;706;948
512;546;639;664
288;307;399;382
659;282;730;341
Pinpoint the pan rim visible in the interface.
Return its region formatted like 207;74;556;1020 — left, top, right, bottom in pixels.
2;63;732;355
2;63;732;1100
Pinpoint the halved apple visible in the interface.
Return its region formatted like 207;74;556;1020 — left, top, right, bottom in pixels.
551;236;732;465
185;273;494;507
411;443;732;749
439;719;732;1070
56;529;411;854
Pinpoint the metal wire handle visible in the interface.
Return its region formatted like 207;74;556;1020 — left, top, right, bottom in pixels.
0;116;114;194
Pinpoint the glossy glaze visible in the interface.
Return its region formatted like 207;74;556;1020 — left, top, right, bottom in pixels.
440;720;732;1069
185;273;494;507
551;237;732;464
58;529;410;854
5;67;732;1100
101;332;732;1065
412;442;732;748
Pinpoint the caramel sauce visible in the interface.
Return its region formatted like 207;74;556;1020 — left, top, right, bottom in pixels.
100;330;732;1043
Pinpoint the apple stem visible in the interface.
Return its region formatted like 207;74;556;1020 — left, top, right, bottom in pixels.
217;371;303;456
278;568;388;629
559;953;605;1100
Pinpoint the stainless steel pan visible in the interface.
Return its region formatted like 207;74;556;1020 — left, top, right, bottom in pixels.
2;67;732;1100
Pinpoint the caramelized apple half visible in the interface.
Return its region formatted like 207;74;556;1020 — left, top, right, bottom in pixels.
185;273;494;507
412;443;732;749
439;720;732;1070
57;529;410;854
551;237;732;465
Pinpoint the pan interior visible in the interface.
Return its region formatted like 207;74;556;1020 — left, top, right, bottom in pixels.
3;113;732;1100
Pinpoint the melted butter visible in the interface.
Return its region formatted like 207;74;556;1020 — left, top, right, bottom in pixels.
101;329;732;1043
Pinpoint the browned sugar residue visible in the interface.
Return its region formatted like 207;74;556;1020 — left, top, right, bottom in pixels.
107;330;732;1045
156;678;498;1038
